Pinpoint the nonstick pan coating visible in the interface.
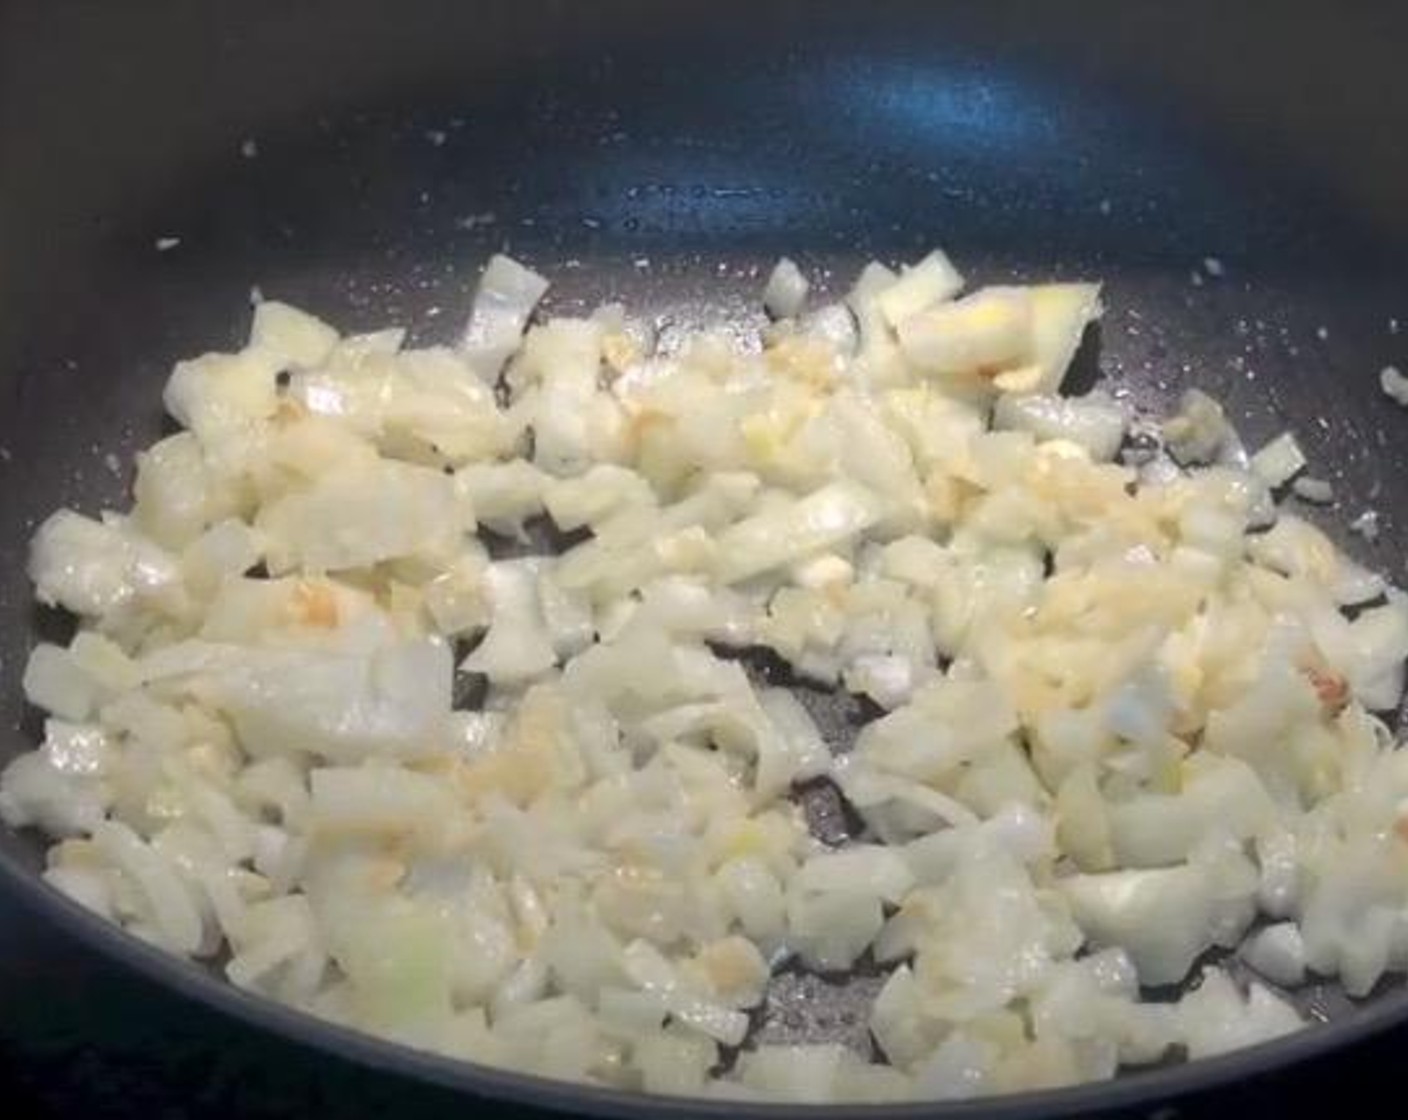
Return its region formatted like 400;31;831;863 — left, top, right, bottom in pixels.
3;1;1408;1117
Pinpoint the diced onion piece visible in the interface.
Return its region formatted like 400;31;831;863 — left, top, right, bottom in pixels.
544;465;653;531
460;254;550;381
1343;593;1408;710
514;318;613;476
762;258;810;320
257;460;462;574
787;888;884;971
895;287;1032;379
461;561;558;685
92;820;205;954
0;748;106;837
621;939;750;1046
28;510;178;618
714;482;883;584
133;433;228;549
874;250;964;328
1163;389;1232;466
1012;283;1102;394
211;638;453;762
1175;970;1301;1059
993;391;1128;462
800;303;859;356
454;461;549;538
249;301;339;370
1238;922;1307;987
635;1030;718;1096
1059;864;1226;986
23;644;98;722
309;766;459;839
716;857;786;945
1380;364;1408;406
164;349;283;438
798;845;915;904
1250;432;1307;488
1291;476;1333;504
336;901;454;1029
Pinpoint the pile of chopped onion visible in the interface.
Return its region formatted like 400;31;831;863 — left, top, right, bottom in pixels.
5;248;1408;1104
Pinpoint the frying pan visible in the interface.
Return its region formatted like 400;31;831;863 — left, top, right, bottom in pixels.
3;0;1408;1116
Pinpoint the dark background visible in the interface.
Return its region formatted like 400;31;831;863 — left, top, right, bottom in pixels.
3;1;1408;1117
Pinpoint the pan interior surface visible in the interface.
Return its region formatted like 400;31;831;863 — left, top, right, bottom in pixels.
3;1;1408;1116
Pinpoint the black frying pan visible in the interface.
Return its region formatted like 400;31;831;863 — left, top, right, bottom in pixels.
3;1;1408;1117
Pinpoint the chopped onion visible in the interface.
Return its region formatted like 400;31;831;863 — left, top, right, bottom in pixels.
994;391;1128;462
762;258;810;320
461;561;558;685
714;481;883;584
1239;922;1307;987
874;250;964;328
896;287;1033;379
1162;389;1232;466
17;245;1408;1105
250;301;339;370
1250;431;1307;488
1380;364;1408;407
1059;864;1232;986
1291;475;1334;504
460;254;550;381
1014;282;1104;394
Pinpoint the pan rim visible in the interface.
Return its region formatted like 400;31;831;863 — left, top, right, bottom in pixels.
1;845;1402;1118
